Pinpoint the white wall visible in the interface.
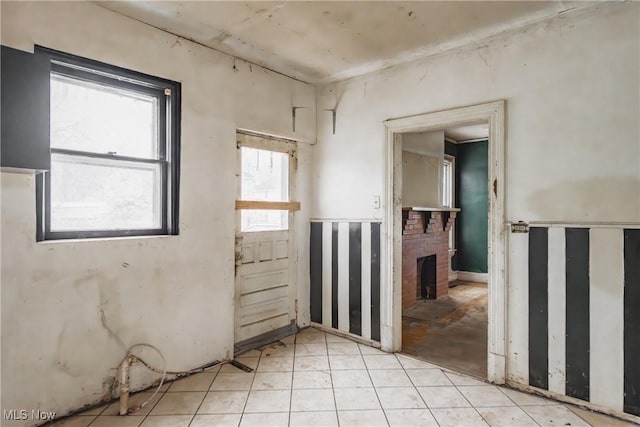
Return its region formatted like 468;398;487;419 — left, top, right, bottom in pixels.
0;2;315;424
402;130;445;207
314;3;639;222
313;1;639;417
402;152;440;207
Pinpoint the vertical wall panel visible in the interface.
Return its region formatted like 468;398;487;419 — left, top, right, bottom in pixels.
528;226;549;390
565;228;590;402
547;227;566;395
624;229;640;417
507;233;529;384
310;222;323;323
361;223;372;339
371;222;381;342
590;228;624;411
331;222;339;329
322;223;333;328
310;221;382;342
338;222;350;332
349;223;362;336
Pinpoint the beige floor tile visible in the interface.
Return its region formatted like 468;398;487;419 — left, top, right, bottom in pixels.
443;371;486;386
324;333;354;343
406;369;453;386
139;415;193;427
78;404;108;415
337;409;388;426
376;387;426;410
280;335;296;345
385;409;439;427
89;416;145;427
48;416;97;427
416;386;471;408
522;405;590;426
369;369;413;387
331;370;373;388
244;390;291;413
296;329;326;344
477;407;538;427
431;408;489;426
334;388;382;411
458;386;515;407
252;372;293;390
396;354;441;370
149;392;206;415
190;413;242;427
291;388;336;412
498;387;557;406
292;370;332;389
294;355;330;371
295;343;328;356
327;343;360;355
566;406;637;427
210;373;255;391
168;372;217;392
239;412;289;426
358;344;387;355
256;356;294;372
260;343;295;357
289;411;339;426
328;354;366;370
198;391;248;414
238;350;262;358
363;354;402;370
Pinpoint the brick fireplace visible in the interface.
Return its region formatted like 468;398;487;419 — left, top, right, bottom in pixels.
402;208;458;310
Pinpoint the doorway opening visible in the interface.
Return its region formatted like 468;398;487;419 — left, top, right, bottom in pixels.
381;101;506;384
400;125;490;379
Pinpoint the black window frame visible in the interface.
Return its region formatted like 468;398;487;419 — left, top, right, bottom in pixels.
35;46;181;241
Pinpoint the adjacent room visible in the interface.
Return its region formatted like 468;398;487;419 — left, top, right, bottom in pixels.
400;124;490;380
1;1;639;427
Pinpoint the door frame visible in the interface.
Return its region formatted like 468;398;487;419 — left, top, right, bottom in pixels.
381;100;507;383
234;130;299;352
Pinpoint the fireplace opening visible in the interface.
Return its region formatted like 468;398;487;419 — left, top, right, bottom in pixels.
417;255;437;299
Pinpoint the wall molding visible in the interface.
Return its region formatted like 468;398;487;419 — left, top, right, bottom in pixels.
457;271;489;283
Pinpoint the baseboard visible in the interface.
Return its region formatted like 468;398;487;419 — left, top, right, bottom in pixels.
457;271;488;283
448;271;458;282
234;321;298;356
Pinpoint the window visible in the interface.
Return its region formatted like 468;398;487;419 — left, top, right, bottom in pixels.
442;157;453;208
443;156;455;250
36;47;180;240
240;146;290;232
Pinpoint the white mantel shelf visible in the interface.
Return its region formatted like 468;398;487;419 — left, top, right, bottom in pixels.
402;206;461;212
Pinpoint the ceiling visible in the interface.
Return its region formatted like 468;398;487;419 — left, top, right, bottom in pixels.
445;123;489;142
97;1;588;83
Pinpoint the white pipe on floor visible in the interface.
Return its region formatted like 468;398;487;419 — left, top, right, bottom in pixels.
119;355;133;416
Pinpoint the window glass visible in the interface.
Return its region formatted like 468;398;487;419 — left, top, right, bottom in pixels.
50;153;161;231
240;146;289;232
51;74;158;159
35;47;180;240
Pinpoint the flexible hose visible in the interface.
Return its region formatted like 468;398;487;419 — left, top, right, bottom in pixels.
122;343;166;414
118;343;222;414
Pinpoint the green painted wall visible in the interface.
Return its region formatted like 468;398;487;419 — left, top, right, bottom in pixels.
455;140;488;273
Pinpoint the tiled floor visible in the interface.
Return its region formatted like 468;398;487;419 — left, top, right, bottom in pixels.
49;328;635;427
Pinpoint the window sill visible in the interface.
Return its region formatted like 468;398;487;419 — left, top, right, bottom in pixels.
36;234;175;245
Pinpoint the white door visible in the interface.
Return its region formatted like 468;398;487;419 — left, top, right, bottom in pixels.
234;132;298;350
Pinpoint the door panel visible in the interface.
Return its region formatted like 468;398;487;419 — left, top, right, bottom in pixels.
235;132;297;347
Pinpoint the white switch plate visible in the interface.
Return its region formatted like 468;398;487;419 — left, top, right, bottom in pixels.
373;195;381;209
